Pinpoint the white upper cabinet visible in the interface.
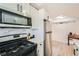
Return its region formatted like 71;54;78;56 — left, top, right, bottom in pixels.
0;3;18;11
0;3;31;17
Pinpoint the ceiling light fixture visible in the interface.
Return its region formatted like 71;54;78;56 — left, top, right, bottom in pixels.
52;15;78;24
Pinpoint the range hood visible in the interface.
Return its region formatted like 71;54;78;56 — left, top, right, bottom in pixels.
0;8;32;28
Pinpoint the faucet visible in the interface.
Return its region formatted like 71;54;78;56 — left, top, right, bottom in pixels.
27;33;35;40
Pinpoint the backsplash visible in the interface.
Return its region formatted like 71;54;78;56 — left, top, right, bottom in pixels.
0;28;31;36
0;28;32;42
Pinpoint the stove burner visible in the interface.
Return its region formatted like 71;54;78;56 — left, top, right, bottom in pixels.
0;38;37;56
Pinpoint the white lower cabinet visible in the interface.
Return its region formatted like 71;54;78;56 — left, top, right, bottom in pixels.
29;39;44;56
37;42;44;56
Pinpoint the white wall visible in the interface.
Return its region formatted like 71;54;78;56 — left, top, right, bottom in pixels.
52;20;79;44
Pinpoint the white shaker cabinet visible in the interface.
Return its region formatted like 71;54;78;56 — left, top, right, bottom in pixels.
0;3;18;12
0;3;31;17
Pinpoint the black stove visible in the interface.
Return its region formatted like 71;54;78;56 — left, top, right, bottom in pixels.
0;38;37;56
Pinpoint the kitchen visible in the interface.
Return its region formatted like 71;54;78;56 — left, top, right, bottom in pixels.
0;3;79;56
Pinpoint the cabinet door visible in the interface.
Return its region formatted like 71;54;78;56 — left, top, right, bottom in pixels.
0;3;17;11
37;42;44;56
16;3;31;17
0;3;31;17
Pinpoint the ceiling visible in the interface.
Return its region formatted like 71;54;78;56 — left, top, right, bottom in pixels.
36;3;79;19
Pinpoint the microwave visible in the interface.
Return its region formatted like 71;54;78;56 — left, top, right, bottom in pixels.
0;9;32;26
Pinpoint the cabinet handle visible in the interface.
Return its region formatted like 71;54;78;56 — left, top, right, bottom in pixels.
17;4;20;11
20;5;23;12
17;4;23;12
40;44;42;45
